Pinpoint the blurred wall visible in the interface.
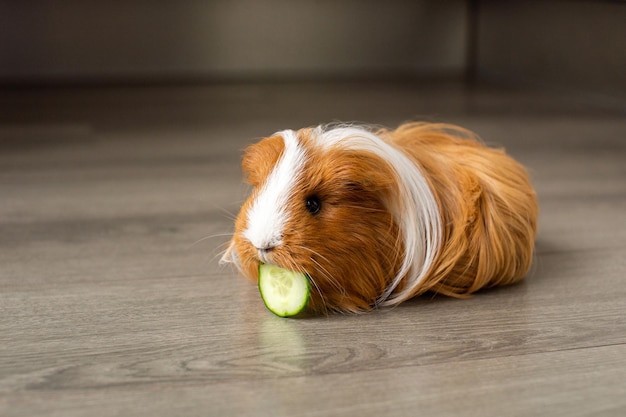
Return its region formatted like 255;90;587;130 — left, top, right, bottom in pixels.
2;0;624;103
0;0;468;83
476;0;626;101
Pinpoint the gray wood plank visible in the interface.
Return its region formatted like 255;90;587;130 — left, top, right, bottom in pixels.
1;82;625;416
3;345;625;417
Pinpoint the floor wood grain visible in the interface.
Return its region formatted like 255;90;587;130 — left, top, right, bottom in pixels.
1;81;625;416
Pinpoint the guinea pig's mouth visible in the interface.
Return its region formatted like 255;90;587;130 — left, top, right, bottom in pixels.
257;250;272;265
255;250;300;276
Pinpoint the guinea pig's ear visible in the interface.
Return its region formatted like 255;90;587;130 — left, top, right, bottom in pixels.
241;134;285;186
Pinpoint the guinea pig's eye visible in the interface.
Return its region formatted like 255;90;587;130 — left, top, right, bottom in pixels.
305;195;322;215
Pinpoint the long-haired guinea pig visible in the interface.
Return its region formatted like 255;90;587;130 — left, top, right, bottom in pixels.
221;122;538;314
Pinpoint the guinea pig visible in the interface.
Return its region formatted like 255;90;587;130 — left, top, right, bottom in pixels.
221;122;538;314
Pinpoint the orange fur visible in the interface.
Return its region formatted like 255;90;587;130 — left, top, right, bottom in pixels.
380;123;538;302
225;123;538;314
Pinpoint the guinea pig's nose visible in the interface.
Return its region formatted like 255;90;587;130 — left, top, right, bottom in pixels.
256;246;275;263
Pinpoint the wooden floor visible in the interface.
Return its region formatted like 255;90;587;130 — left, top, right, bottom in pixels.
1;81;625;416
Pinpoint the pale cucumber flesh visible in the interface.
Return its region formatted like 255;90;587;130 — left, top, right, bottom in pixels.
258;264;310;317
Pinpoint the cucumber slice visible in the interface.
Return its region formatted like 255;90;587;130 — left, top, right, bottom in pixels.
258;264;311;317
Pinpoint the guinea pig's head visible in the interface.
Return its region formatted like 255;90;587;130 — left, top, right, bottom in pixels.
222;125;439;313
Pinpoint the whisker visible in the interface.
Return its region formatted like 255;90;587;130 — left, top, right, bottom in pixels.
212;203;241;221
211;248;230;268
187;232;233;250
295;245;347;297
309;256;347;297
308;274;329;314
286;255;329;314
302;266;329;314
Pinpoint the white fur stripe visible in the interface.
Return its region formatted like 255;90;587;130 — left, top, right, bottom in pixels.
313;125;442;306
243;130;306;251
